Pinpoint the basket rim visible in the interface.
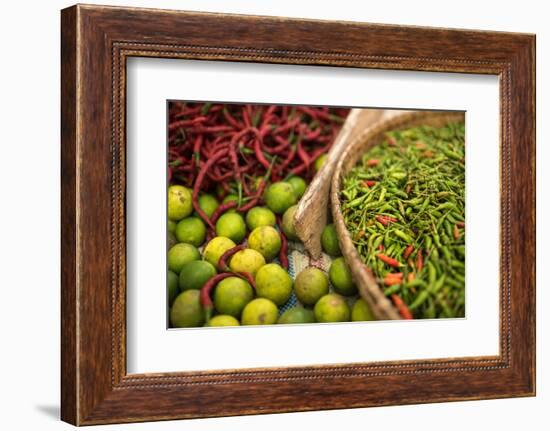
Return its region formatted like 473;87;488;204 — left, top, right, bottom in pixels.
330;110;466;320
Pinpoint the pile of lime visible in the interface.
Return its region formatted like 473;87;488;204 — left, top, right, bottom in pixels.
167;178;376;328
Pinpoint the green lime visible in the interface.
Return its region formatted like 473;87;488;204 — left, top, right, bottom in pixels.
287;176;307;199
264;181;297;214
247;226;281;261
207;315;240;327
314;293;350;323
294;267;329;306
245;206;276;230
203;236;236;269
281;205;299;241
167;243;200;273
223;194;238;205
167;270;179;305
321;224;341;256
255;263;293;306
175;217;206;247
215;212;246;243
213;277;254;318
314;154;328;172
241;298;279;325
278;307;316;324
167;231;178;250
352;298;375;321
168;185;193;221
197;194;219;218
179;260;217;291
170;290;205;327
167;219;177;234
329;257;357;296
229;248;266;276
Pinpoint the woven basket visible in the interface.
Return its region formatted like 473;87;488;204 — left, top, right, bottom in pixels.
330;110;465;320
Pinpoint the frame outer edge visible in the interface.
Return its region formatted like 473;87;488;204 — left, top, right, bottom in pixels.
60;4;79;426
60;5;536;424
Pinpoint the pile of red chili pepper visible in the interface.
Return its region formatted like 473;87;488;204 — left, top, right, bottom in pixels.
168;102;349;227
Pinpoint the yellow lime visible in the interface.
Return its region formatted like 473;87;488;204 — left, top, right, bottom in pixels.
207;315;240;327
314;293;350;323
241;298;279;325
215;212;246;243
203;236;236;269
264;181;297;214
168;185;193;221
245;206;276;230
170;290;205;327
294;267;329;306
255;263;293;306
213;276;254;318
167;243;200;273
247;226;281;261
229;248;266;276
179;260;217;291
352;298;375;321
175;217;206;247
329;257;357;296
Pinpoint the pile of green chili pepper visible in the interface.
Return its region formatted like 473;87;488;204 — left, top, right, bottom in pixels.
341;122;465;319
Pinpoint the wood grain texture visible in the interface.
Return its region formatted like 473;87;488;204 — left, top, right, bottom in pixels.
60;4;536;425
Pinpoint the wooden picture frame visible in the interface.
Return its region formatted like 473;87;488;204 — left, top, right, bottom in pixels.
61;4;536;425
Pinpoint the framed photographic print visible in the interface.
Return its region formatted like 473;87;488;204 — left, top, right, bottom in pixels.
61;4;535;425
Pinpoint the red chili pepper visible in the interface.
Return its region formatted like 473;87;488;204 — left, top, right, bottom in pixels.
253;135;271;170
376;215;398;226
383;273;403;286
391;294;413;319
378;244;385;251
276;216;289;270
403;244;414;259
376;253;401;268
366;159;380;167
362;180;376;187
218;245;246;271
416;250;424;272
453;224;461;240
210;201;238;225
456;221;465;228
